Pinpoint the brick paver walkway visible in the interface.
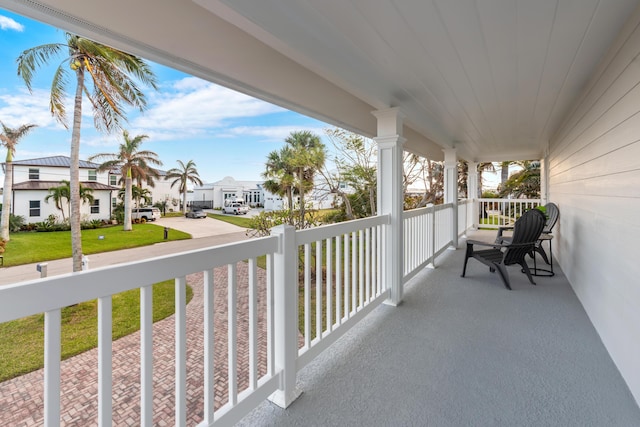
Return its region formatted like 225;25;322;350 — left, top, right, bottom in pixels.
0;263;270;426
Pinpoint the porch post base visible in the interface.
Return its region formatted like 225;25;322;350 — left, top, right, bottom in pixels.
269;386;302;409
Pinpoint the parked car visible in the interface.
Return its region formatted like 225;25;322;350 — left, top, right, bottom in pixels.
223;201;249;215
131;207;161;222
185;208;207;219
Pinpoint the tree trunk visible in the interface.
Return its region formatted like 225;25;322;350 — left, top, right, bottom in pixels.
182;186;187;214
124;172;133;231
0;160;12;241
70;71;85;272
369;185;376;216
501;162;510;185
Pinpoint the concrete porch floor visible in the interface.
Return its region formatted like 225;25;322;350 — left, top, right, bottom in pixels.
238;231;640;426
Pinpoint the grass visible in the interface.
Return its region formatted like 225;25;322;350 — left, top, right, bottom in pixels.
207;213;254;228
3;223;191;267
0;280;193;382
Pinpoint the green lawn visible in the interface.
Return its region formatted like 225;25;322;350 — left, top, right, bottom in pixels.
207;213;254;228
0;280;193;382
3;223;191;267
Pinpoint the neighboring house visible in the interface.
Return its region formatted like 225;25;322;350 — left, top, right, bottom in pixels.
106;169;182;211
4;156;118;222
192;176;283;210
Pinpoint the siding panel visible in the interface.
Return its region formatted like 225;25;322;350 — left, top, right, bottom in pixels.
550;4;640;405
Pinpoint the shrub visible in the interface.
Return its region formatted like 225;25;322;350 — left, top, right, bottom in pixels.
9;214;25;232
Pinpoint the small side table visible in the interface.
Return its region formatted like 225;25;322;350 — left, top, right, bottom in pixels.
530;234;554;277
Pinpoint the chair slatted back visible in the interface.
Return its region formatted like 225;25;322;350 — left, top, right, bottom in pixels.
504;209;546;266
543;203;559;234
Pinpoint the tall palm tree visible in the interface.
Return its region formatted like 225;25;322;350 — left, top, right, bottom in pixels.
17;32;157;271
166;160;204;214
90;131;162;231
45;180;95;220
285;131;326;225
0;121;37;241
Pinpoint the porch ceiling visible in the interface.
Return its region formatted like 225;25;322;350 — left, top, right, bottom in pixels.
3;0;639;161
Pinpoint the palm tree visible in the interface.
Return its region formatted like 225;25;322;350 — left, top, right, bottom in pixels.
44;180;71;221
90;131;162;231
285;131;326;225
17;32;157;271
166;160;204;214
45;180;95;220
118;185;152;208
0;121;37;241
262;146;296;224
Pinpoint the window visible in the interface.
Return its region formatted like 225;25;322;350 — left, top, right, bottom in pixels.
112;197;117;208
109;175;118;186
91;199;100;214
29;200;40;217
88;170;97;181
28;168;39;180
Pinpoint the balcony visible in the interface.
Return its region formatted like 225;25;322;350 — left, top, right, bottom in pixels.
1;200;638;426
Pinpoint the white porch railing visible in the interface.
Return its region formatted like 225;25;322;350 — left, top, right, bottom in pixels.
477;198;541;229
457;199;474;236
402;203;454;283
0;214;398;426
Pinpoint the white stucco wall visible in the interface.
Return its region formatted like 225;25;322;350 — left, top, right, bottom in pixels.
13;190;113;222
549;4;640;405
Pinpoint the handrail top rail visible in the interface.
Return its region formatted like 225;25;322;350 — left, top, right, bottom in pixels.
477;198;541;202
403;203;453;220
296;214;390;245
0;235;279;323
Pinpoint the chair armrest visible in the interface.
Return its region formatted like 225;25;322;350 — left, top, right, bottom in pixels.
496;226;514;237
466;239;509;248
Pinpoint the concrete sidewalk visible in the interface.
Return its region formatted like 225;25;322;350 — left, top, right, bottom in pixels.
0;230;249;286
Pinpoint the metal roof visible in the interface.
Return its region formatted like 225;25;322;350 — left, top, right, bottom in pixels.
12;180;118;191
11;156;101;169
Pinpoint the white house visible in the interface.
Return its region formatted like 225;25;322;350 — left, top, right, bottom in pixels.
5;156;117;222
192;176;283;210
105;168;182;211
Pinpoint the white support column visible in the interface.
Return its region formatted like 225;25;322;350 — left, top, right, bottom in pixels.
373;107;405;306
467;161;479;229
443;148;458;248
269;225;302;408
540;155;549;205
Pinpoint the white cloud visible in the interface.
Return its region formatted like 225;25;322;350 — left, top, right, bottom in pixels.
0;16;24;32
220;125;327;142
0;88;72;130
132;77;284;139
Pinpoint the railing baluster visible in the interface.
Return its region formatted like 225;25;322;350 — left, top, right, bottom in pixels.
98;295;112;426
249;258;258;390
316;240;322;340
351;231;357;314
359;229;364;309
335;236;342;325
44;309;61;427
344;233;350;320
266;254;275;376
227;264;238;406
175;276;187;426
304;243;311;347
326;238;332;332
141;285;153;427
203;269;215;425
365;227;371;303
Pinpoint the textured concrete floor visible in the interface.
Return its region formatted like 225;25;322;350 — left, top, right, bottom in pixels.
238;233;640;427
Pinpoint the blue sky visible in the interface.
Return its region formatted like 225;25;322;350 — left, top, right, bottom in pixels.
0;9;330;183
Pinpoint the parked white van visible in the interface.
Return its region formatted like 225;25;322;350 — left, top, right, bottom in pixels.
131;207;161;222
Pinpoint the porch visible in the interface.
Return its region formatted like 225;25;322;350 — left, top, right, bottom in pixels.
239;230;640;426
